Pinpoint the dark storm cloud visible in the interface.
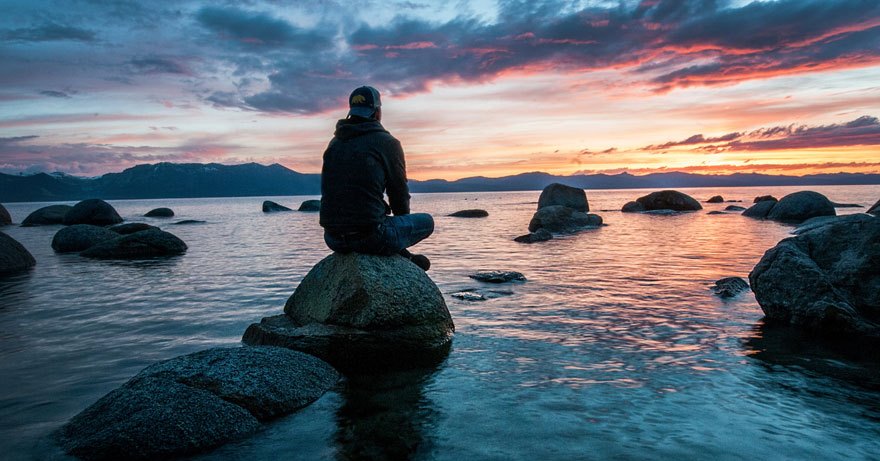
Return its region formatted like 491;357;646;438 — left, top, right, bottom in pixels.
648;116;880;153
196;6;334;49
128;57;190;75
239;0;880;112
2;23;96;42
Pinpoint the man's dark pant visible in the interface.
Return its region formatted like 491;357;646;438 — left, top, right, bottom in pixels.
324;213;434;255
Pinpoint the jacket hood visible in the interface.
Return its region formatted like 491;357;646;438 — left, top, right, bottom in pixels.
334;119;388;140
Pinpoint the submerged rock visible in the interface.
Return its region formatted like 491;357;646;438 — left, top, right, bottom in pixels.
766;191;835;223
244;253;454;371
754;195;777;203
537;183;588;212
56;346;338;461
706;195;724;203
469;271;526;283
0;232;35;275
725;205;746;212
627;190;702;212
81;229;187;259
298;200;321;212
528;205;602;233
514;228;553;244
108;222;158;235
144;207;174;218
621;201;645;213
63;199;123;226
262;201;292;213
749;213;880;339
713;277;750;298
450;288;514;302
0;204;10;225
449;209;488;218
172;219;206;225
742;200;777;219
868;199;879;216
707;211;726;215
52;225;118;253
21;204;73;226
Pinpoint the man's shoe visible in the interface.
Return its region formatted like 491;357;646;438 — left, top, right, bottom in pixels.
409;254;431;271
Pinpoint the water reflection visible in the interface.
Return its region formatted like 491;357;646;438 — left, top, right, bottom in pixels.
335;365;442;461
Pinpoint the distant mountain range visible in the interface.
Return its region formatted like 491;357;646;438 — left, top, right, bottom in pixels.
2;162;879;202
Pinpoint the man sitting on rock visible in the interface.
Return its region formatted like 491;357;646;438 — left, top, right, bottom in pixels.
319;85;433;270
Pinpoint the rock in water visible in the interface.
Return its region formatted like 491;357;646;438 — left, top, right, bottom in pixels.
298;200;321;212
0;232;35;275
0;204;10;225
263;201;292;212
754;195;777;203
537;183;588;212
172;220;206;225
742;200;777;219
749;213;880;339
144;207;174;217
81;229;187;259
713;277;749;298
449;209;488;218
63;199;123;226
469;271;526;283
725;205;746;212
632;190;702;212
528;205;602;233
621;201;645;213
243;253;454;371
21;204;73;226
868;198;879;216
108;223;157;235
56;346;338;461
766;191;835;223
707;195;724;203
514;228;553;244
52;225;118;253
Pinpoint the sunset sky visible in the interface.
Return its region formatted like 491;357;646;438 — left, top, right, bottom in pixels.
1;0;879;180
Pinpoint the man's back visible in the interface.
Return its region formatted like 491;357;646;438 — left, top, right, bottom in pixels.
319;118;410;232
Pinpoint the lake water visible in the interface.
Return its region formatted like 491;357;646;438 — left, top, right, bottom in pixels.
2;185;880;460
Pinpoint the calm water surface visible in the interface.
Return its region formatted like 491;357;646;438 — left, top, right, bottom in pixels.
2;186;880;460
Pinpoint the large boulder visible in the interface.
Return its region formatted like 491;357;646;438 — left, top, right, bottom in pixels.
243;253;454;371
144;207;174;218
528;205;602;233
21;204;72;226
81;229;187;259
868;198;879;216
52;225;119;253
0;204;10;225
630;190;702;212
0;232;36;275
262;201;292;213
56;346;338;461
766;191;835;223
754;195;777;203
742;200;778;218
537;183;588;212
298;200;321;212
63;199;123;226
749;214;880;339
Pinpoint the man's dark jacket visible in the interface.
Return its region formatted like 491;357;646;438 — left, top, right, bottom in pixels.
319;118;410;232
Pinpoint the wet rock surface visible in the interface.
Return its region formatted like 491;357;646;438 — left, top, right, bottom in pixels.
725;205;746;212
56;346;338;461
469;271;526;283
749;213;880;339
81;229;187;259
51;225;118;253
449;209;488;218
21;204;73;226
63;199;123;226
262;201;292;212
528;205;602;233
537;183;588;212
713;277;750;298
514;228;553;244
0;232;35;275
144;207;174;217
